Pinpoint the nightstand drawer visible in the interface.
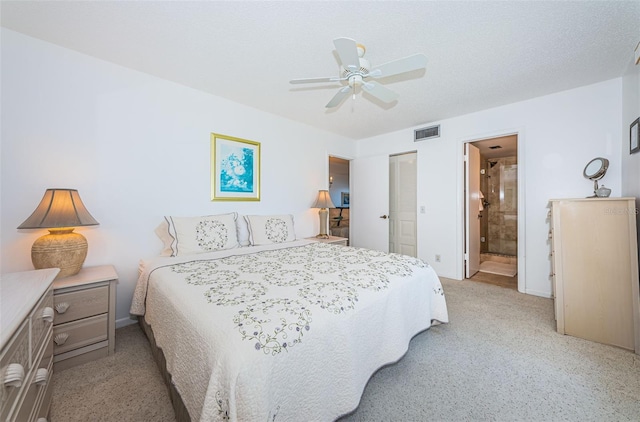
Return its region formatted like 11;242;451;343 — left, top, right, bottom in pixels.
53;314;108;355
54;285;109;325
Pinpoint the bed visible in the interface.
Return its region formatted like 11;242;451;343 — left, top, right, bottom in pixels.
131;214;448;422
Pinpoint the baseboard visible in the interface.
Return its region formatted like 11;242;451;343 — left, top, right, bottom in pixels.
524;288;553;299
116;316;138;329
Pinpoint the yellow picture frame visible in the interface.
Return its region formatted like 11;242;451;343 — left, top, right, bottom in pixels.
211;133;261;201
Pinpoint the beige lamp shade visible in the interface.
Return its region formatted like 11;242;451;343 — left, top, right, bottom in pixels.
312;190;335;239
18;189;99;278
312;189;336;209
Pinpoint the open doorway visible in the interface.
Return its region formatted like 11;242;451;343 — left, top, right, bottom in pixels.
329;156;350;243
465;135;518;290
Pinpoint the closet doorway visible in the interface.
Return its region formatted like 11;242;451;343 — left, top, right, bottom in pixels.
464;135;519;290
328;156;350;243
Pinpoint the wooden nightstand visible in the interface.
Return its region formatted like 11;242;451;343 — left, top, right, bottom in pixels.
52;265;117;371
306;236;349;246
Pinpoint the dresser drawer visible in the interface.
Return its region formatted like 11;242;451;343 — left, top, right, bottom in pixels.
0;320;30;420
30;287;54;360
14;338;53;422
54;286;109;325
53;314;108;355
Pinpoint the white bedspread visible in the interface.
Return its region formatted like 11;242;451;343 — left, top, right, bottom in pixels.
130;240;448;421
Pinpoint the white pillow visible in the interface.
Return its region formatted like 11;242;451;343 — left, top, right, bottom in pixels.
165;213;240;256
244;214;296;246
154;220;174;256
235;215;251;247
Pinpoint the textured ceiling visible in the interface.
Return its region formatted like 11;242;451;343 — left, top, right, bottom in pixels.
2;1;639;140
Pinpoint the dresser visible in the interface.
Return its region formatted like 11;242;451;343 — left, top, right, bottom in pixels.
52;265;118;371
1;268;59;422
549;197;640;354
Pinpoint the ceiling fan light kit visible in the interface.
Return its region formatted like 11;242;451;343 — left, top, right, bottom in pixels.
290;37;427;109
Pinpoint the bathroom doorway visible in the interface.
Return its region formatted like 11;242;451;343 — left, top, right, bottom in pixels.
465;135;518;289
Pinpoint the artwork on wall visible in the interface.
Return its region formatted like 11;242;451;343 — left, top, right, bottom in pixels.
211;133;260;201
631;117;639;155
341;192;350;207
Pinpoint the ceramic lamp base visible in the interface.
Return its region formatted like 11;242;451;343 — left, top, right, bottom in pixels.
317;207;330;239
31;228;87;279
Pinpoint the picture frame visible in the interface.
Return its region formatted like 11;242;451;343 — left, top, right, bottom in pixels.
631;118;640;155
341;192;350;207
211;133;260;201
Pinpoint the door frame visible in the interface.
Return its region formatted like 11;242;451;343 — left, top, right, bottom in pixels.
464;143;481;278
462;131;526;293
326;151;354;236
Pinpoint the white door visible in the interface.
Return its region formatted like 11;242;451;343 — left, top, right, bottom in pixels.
465;143;481;277
350;154;390;252
389;153;417;257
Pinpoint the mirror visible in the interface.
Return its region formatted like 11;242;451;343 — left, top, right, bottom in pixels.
583;157;609;197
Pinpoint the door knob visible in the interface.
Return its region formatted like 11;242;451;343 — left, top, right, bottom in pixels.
379;215;388;219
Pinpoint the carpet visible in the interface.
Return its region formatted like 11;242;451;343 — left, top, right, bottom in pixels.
50;278;640;422
479;260;517;277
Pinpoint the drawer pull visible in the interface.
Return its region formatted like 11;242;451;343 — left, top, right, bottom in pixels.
55;302;70;314
3;363;25;388
54;333;69;346
42;307;54;323
34;368;49;386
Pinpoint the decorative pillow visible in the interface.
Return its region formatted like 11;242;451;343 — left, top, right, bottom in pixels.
244;214;296;246
165;213;239;256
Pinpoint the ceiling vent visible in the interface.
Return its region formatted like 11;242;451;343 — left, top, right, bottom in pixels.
414;125;440;142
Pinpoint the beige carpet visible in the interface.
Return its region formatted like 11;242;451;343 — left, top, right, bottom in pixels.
50;322;176;422
51;278;640;421
479;260;517;277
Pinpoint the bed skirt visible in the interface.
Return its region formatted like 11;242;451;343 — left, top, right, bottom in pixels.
138;316;192;422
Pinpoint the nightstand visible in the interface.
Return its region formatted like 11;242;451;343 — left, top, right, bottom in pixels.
52;265;117;371
306;236;349;246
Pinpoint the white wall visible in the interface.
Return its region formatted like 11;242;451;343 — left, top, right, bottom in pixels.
354;78;623;298
0;29;355;326
620;57;640;267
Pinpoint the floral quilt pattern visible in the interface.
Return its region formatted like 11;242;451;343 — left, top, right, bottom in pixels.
167;242;434;355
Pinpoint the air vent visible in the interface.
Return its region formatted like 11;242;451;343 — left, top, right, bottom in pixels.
414;125;440;142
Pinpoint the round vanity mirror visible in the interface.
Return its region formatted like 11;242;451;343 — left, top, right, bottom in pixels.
583;157;608;180
583;157;609;197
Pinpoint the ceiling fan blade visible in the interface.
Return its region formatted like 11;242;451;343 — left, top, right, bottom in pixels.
290;76;343;84
362;81;399;103
333;37;360;72
326;86;351;108
368;54;427;78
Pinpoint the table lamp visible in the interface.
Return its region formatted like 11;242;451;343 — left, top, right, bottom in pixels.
17;188;99;278
312;189;335;239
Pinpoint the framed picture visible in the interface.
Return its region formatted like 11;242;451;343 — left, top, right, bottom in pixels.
631;118;640;155
341;192;350;207
211;133;260;201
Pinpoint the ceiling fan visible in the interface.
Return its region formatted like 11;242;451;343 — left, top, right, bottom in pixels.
290;37;427;109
